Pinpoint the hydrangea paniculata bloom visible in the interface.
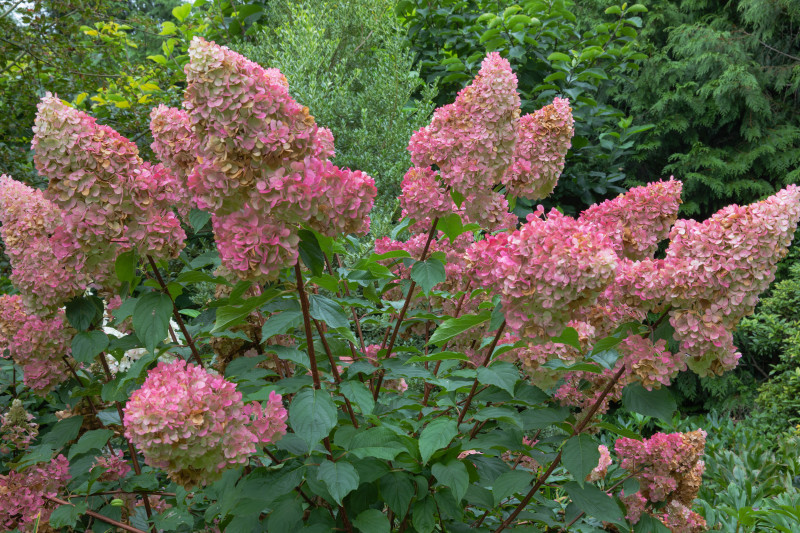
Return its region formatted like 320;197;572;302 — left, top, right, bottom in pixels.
92;449;132;482
0;175;89;314
501;98;574;200
467;206;618;338
181;38;375;280
31;95;188;286
615;430;706;532
0;399;39;454
0;455;70;531
579;179;683;260
124;360;287;487
586;444;612;482
149;104;197;183
408;52;520;194
0;294;74;395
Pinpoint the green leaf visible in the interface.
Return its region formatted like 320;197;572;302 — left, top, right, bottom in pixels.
552;327;581;350
41;416;84;449
547;52;571;62
432;460;469;502
66;295;102;331
563;434;600;487
353;509;390;533
132;292;173;353
48;502;87;528
261;311;302;340
436;213;479;242
339;381;375;415
213;290;277;332
622;383;676;422
412;497;437;533
492;470;534;505
379;472;415;516
188;208;211;231
298;229;325;277
406;351;469;363
172;3;191;21
428;310;491;346
476;362;519;395
474;406;522;428
564;481;626;525
634;513;672;532
410;258;446;294
71;331;109;365
419;418;457;464
317;460;359;505
289;389;337;450
604;5;622;15
626;3;648;13
69;429;114;459
115;251;137;283
309;294;348;329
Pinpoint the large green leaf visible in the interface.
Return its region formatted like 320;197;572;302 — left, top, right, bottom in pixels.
309;294;349;329
68;429;114;459
476;362;519;395
622;383;676;422
289;389;338;450
419;418;457;464
339;380;375;415
261;310;302;340
562;434;600;487
410;258;446;294
492;470;534;505
71;331;109;365
132;292;173;353
379;472;415;516
412;497;437;533
48;502;87;528
427;310;491;346
564;481;626;526
317;460;359;505
353;509;390;533
431;460;469;502
65;295;103;332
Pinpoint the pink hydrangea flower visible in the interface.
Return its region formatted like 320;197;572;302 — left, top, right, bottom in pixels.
615;430;706;531
0;455;70;530
0;294;74;395
579;179;683;260
408;52;520;194
0;175;89;314
501;98;574;200
123;360;287;487
586;444;612;482
92;449;132;482
467;206;618;339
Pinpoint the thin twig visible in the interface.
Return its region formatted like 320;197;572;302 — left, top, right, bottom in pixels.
295;262;322;389
146;255;203;367
44;496;148;533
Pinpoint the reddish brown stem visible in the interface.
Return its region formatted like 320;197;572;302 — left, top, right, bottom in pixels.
146;255;203;367
44;496;148;533
295;262;322;389
456;320;506;426
98;354;155;530
373;218;439;399
492;364;627;532
313;318;359;428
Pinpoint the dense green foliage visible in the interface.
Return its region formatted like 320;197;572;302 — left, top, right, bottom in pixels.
399;0;652;212
234;0;436;219
623;0;800;217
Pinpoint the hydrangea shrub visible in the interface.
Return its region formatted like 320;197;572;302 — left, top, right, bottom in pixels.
0;38;798;532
